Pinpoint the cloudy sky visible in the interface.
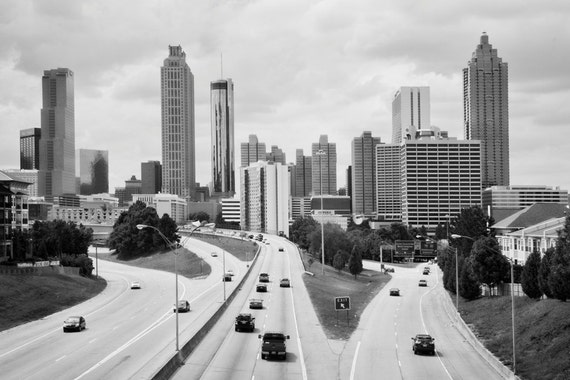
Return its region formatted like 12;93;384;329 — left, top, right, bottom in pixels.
1;0;570;193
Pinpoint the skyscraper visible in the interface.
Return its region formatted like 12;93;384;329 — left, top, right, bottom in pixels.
211;78;235;196
20;128;41;170
464;33;509;188
78;149;109;195
38;68;76;197
240;135;266;167
351;131;381;216
311;135;337;196
141;160;162;194
161;45;196;200
293;149;312;197
392;87;430;144
267;145;286;164
375;143;401;221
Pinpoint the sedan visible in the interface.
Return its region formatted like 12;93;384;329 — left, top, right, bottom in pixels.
256;283;267;292
63;316;86;332
389;288;400;296
249;299;263;309
130;281;141;289
174;300;190;313
418;279;428;287
211;252;218;257
279;278;290;287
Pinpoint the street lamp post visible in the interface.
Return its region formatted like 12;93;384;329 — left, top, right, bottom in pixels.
316;149;327;275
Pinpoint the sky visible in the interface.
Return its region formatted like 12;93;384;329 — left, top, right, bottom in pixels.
1;0;570;194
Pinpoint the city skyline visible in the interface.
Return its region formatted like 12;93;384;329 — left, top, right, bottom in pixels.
1;1;570;193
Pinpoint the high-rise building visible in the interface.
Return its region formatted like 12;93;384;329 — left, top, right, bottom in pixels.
240;161;289;235
351;131;381;216
240;135;266;167
311;135;337;196
267;145;286;164
401;129;481;230
141;161;162;194
124;175;142;206
392;87;430;144
38;68;76;197
211;78;235;197
78;149;109;195
161;45;196;200
293;149;312;197
20;128;41;170
375;143;401;221
464;33;509;188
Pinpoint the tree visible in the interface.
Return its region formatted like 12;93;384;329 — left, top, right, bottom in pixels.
548;217;570;301
333;250;347;272
348;245;363;279
309;223;351;266
188;211;210;223
538;248;554;298
289;216;318;250
459;257;481;300
521;251;542;299
470;236;510;295
450;206;492;255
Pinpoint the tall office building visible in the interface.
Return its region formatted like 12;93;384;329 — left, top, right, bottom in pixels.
141;161;162;194
240;135;266;167
375;143;401;221
392;87;430;144
311;135;337;196
20;128;41;170
293;149;312;197
38;68;76;197
351;131;381;216
464;33;509;188
211;78;235;196
161;45;196;200
78;149;109;195
267;145;286;164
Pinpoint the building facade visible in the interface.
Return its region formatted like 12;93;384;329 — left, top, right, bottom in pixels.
221;197;241;224
311;135;337;196
0;171;30;262
2;169;38;197
133;193;187;224
392;87;430;144
78;149;109;195
351;131;381;216
267;145;286;164
20;128;41;170
464;33;509;188
293;149;312;197
240;161;289;235
141;161;162;195
375;143;401;221
210;78;235;197
240;135;267;167
38;68;76;198
161;45;196;200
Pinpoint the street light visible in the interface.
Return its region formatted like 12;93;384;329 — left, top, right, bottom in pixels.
136;221;214;353
451;233;516;378
316;149;327;275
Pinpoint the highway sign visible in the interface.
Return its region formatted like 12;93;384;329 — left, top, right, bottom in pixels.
334;296;351;311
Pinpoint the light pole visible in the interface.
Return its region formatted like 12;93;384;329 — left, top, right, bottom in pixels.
316;149;327;275
136;221;214;353
222;247;226;301
452;233;516;378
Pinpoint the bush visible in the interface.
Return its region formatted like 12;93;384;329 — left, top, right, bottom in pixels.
60;254;94;276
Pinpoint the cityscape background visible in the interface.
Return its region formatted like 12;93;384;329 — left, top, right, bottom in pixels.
1;1;570;192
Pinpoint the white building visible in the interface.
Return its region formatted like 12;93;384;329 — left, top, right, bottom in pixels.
221;197;241;223
391;86;430;144
240;161;290;236
132;193;187;224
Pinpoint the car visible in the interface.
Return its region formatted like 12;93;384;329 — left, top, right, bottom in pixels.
259;332;290;360
223;273;232;282
423;269;430;275
130;281;141;289
226;269;234;276
211;252;218;257
385;267;395;273
256;283;267;292
278;247;285;252
235;313;255;332
174;300;190;312
280;278;290;287
418;279;428;287
411;334;436;355
249;298;263;309
259;273;269;282
389;288;400;296
63;316;86;332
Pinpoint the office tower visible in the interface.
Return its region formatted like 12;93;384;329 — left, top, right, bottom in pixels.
351;131;381;216
124;175;142;206
20;128;41;170
161;45;196;200
392;87;430;144
375;144;401;221
401;129;481;230
293;149;312;197
240;135;266;167
464;33;509;188
141;161;162;194
311;135;337;196
211;78;235;196
240;161;290;235
267;145;286;164
78;149;109;195
38;68;76;197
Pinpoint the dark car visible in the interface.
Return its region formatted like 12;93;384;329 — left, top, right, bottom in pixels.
385;267;395;273
63;316;86;332
256;283;267;292
223;273;232;282
278;247;285;252
249;298;263;309
174;300;190;312
280;278;290;288
235;313;255;332
389;288;400;296
412;334;435;355
423;269;430;275
259;273;269;283
259;332;290;360
418;279;428;287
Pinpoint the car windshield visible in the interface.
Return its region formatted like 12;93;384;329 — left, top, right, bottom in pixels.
66;317;80;322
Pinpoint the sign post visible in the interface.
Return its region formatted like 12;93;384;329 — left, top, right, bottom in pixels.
335;296;351;326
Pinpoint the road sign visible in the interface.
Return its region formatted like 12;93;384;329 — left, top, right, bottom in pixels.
334;296;351;311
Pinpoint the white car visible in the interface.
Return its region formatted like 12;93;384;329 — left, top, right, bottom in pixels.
130;281;141;289
211;252;218;257
226;269;234;276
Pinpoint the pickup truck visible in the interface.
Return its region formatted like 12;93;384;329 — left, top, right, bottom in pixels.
259;332;290;360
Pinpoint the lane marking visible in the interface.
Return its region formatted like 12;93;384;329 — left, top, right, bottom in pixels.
56;355;66;362
285;251;308;380
89;339;97;344
349;341;361;380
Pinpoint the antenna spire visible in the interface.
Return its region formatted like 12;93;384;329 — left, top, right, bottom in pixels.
220;52;223;78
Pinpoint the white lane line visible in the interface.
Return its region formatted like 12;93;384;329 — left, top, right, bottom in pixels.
89;339;97;344
285;251;308;380
349;341;361;380
56;355;66;362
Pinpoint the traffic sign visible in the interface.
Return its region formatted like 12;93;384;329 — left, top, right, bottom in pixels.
334;296;351;311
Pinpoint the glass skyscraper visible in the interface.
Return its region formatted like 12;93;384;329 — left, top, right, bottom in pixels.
210;78;235;196
78;149;109;195
311;135;337;196
20;128;41;170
